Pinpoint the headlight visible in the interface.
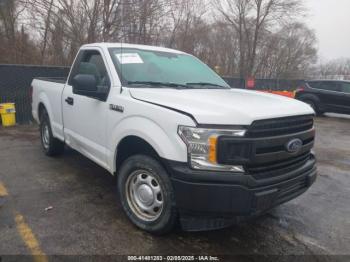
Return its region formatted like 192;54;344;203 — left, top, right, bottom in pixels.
178;126;246;172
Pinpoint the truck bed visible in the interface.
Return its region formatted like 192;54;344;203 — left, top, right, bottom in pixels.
31;77;66;140
35;77;67;84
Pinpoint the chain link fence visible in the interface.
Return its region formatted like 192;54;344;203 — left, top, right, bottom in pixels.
0;65;70;124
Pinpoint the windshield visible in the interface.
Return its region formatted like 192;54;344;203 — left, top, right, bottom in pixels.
109;48;230;89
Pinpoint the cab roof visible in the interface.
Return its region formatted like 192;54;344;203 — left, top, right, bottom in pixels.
81;43;186;55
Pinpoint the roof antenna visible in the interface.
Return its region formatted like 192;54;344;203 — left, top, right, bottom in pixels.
120;0;124;93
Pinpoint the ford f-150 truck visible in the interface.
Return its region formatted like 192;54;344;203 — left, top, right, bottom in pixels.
32;43;317;234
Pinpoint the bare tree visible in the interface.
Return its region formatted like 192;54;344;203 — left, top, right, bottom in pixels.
26;0;55;63
315;58;350;80
255;22;317;79
102;0;122;41
165;0;206;49
0;0;29;63
0;0;318;79
214;0;304;78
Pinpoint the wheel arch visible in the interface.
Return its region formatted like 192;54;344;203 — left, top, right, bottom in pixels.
109;116;188;174
297;93;320;104
38;102;46;120
297;94;322;111
115;136;161;174
37;92;54;124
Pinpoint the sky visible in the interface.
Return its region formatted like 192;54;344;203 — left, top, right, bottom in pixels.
306;0;350;61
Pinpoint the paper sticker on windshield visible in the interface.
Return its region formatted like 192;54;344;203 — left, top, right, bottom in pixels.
116;53;144;64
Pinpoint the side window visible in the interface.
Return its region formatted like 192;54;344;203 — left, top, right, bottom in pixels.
329;82;343;92
341;82;350;93
69;50;110;87
308;81;321;89
318;82;342;92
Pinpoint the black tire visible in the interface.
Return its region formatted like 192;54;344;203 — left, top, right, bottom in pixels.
40;109;65;156
117;155;177;235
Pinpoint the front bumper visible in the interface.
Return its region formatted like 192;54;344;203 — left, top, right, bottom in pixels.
163;155;317;231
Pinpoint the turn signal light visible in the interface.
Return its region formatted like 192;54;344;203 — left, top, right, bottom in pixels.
208;136;218;164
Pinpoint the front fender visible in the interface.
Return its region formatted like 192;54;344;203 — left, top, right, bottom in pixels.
108;116;188;173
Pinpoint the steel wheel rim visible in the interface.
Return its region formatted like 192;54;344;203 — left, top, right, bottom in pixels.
125;170;164;222
42;123;50;149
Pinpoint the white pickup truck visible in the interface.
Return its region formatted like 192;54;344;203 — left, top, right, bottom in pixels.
32;43;317;234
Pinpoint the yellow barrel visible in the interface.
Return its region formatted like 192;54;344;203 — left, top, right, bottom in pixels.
0;103;16;127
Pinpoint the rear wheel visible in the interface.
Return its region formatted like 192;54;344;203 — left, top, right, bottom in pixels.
117;155;177;235
40;109;65;156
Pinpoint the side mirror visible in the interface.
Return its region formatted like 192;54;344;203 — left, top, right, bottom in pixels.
72;74;97;92
72;74;109;101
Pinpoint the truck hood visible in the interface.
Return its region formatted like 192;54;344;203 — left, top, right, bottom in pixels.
129;88;314;126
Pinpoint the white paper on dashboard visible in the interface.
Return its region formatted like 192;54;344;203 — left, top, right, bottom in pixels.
116;53;144;64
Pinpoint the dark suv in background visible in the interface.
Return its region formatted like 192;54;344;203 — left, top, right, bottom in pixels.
296;80;350;115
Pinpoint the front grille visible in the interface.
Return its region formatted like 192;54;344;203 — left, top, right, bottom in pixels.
247;115;314;138
246;152;311;180
217;115;315;180
255;136;314;155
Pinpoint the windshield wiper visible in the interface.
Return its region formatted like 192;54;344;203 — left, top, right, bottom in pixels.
127;81;188;89
186;82;229;89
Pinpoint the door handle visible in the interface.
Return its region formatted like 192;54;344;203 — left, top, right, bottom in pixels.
65;97;74;106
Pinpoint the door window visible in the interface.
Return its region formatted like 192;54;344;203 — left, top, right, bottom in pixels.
340;82;350;93
308;81;321;89
318;82;342;92
69;50;110;88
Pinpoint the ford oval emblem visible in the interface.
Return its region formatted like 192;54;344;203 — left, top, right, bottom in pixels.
286;138;303;153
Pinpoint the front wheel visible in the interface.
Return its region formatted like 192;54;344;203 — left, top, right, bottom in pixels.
117;155;177;235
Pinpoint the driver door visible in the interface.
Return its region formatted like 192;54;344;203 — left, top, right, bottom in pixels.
62;48;111;169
